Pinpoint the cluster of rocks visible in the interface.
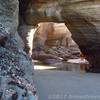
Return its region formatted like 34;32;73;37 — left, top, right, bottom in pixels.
45;46;80;60
32;45;80;65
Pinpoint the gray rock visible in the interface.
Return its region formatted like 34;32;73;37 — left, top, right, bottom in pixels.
0;47;37;100
0;0;37;99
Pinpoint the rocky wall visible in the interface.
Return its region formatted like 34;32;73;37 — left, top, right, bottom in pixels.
0;0;37;99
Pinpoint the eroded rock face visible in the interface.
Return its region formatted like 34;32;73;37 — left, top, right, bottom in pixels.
19;0;100;72
18;25;37;55
0;0;37;99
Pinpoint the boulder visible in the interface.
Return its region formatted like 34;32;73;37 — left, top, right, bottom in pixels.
46;23;72;47
44;46;80;61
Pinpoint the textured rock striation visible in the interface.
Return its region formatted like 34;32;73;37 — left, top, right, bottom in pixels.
0;0;37;99
19;0;100;72
33;22;72;48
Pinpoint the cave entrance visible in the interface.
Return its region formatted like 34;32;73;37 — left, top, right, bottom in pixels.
18;0;89;72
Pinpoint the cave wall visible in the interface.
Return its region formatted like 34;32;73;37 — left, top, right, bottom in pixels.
0;0;37;99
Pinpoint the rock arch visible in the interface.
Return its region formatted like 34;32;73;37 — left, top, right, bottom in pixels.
19;0;100;72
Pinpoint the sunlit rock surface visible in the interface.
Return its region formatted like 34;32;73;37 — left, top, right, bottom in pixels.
18;25;37;55
33;22;72;48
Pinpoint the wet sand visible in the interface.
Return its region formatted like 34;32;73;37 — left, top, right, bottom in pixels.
33;62;100;100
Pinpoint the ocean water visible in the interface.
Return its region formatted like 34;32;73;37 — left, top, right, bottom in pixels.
34;58;89;72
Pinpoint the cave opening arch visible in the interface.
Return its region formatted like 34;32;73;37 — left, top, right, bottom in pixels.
18;0;100;73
